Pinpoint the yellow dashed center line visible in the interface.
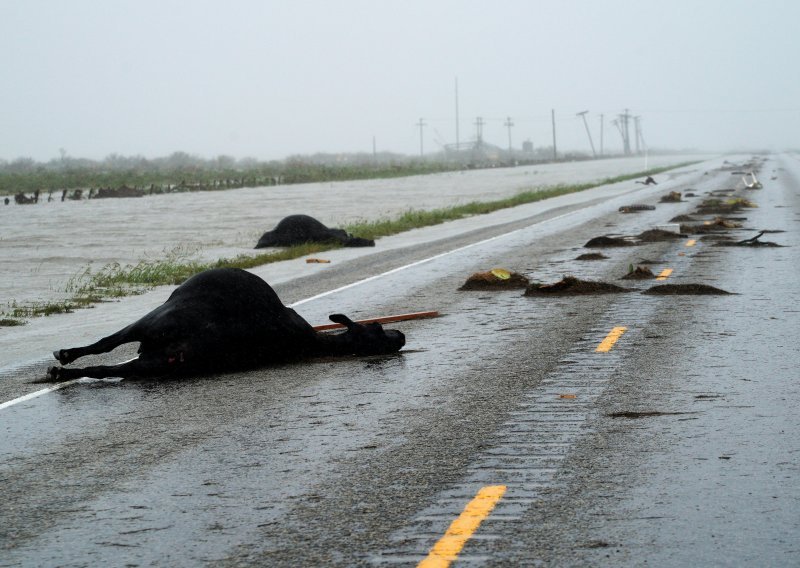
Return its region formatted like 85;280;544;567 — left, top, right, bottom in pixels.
685;239;696;247
655;268;673;281
595;326;628;353
418;485;507;568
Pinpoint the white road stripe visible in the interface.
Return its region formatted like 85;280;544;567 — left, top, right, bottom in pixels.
289;207;582;307
0;379;79;410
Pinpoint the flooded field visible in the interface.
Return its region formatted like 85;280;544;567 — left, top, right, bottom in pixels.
1;155;703;309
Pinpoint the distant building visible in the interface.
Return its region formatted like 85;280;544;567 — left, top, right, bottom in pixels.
443;140;504;164
522;139;534;154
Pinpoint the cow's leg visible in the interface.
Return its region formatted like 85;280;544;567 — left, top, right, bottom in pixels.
44;353;168;383
53;322;139;365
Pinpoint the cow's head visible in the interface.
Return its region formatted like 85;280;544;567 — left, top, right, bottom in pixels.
327;314;405;355
344;236;376;247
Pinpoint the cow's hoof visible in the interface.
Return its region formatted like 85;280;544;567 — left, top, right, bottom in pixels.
53;349;71;364
46;366;62;381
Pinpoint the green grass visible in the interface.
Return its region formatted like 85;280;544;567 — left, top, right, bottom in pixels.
3;296;101;320
1;162;695;323
344;164;691;240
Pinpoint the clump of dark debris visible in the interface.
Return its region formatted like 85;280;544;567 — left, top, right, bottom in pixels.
525;276;632;296
680;217;742;234
575;252;609;261
643;283;732;295
618;204;656;213
608;411;696;419
659;191;683;203
584;235;637;248
696;197;757;215
459;269;530;290
637;229;687;242
621;266;655;280
714;230;784;247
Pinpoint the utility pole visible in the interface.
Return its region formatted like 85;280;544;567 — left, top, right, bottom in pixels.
416;118;426;157
372;136;377;161
625;109;631;155
638;119;648;168
612;118;625;153
576;110;597;158
475;116;484;145
504;116;514;157
633;116;641;154
551;109;557;161
454;77;460;153
599;114;604;157
618;109;632;155
634;116;646;155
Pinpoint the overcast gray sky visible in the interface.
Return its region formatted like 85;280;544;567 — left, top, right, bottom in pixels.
1;0;798;162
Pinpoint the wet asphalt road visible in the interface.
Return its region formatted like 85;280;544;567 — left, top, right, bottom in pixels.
1;155;799;566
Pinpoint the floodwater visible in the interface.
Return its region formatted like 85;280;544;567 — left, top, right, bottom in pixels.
0;155;703;309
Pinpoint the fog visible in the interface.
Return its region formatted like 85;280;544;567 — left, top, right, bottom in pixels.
1;0;798;162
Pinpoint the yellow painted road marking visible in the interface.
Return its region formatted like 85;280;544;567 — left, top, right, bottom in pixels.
595;326;628;353
418;485;507;568
685;239;696;247
655;268;673;281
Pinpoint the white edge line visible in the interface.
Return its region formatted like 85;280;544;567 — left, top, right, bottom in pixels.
0;379;80;411
2;208;581;411
288;209;575;308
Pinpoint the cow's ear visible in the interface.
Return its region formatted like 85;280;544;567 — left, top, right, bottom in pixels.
329;313;355;328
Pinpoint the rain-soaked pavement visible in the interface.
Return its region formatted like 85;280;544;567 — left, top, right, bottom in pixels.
1;154;798;566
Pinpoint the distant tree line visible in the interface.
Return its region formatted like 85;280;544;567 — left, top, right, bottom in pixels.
0;150;467;196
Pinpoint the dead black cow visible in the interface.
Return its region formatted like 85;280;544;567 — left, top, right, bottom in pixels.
255;214;375;248
46;268;405;381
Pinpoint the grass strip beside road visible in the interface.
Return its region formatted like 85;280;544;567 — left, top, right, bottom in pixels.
345;164;690;241
1;163;694;325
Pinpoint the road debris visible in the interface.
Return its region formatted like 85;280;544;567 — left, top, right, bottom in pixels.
459;268;530;290
608;411;697;419
659;191;683;203
525;276;632;296
715;230;784;247
622;266;656;280
638;229;687;242
619;204;656;213
643;283;732;295
575;253;609;261
584;235;638;247
312;310;440;331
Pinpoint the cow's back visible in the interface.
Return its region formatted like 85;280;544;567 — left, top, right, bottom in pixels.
141;268;318;368
256;214;349;247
